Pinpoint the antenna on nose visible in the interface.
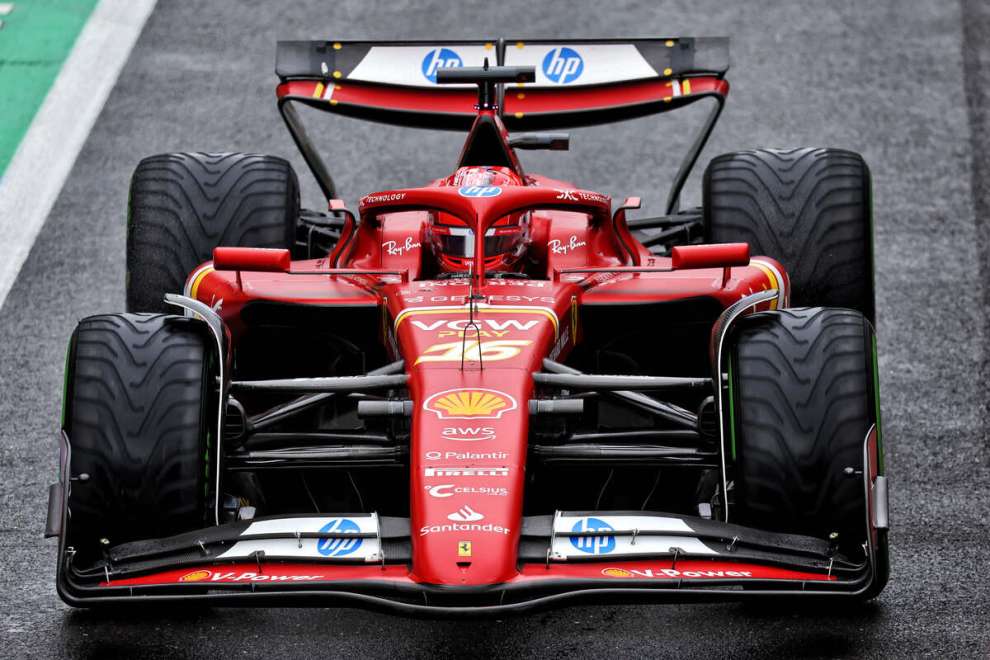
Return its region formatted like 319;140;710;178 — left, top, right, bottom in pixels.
461;262;484;371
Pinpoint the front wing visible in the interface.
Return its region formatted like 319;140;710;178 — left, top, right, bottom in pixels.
55;509;885;615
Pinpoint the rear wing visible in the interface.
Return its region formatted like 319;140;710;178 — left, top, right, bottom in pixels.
276;38;729;212
276;38;729;131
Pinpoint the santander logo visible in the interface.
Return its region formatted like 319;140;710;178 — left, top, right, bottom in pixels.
447;505;484;522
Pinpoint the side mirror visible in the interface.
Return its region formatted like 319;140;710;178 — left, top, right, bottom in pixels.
671;243;749;270
213;247;291;272
671;243;749;288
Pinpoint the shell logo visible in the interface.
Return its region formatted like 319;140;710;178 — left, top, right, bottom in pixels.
179;569;212;582
601;568;633;578
423;388;518;419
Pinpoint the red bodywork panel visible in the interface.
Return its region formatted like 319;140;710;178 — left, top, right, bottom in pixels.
213;247;292;272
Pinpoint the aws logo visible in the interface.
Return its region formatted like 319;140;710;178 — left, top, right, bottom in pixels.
542;47;583;84
422;48;463;82
423;388;518;419
441;425;496;442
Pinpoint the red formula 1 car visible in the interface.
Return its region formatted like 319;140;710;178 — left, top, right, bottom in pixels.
47;38;888;614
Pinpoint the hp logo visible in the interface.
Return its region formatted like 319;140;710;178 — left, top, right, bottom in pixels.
316;518;363;557
458;185;502;198
422;47;463;83
569;517;616;555
542;47;584;84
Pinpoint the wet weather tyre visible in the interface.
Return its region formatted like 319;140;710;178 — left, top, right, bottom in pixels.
729;307;878;558
63;313;213;554
704;148;875;322
126;152;299;313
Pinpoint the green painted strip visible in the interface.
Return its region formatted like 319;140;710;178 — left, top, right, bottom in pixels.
871;333;885;472
727;356;737;461
0;0;99;177
60;333;71;427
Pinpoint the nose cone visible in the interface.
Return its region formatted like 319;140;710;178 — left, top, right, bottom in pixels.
393;283;561;586
408;374;531;586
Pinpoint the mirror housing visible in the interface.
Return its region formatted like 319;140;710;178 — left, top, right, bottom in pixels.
213;247;291;272
671;243;749;288
671;243;749;270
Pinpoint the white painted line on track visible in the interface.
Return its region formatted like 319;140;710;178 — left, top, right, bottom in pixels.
0;0;157;311
0;4;12;30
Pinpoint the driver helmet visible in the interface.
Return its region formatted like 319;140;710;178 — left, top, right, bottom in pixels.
430;166;530;273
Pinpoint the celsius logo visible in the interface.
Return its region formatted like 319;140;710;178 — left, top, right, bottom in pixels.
425;484;509;498
316;518;363;557
458;185;502;198
542;47;584;84
448;505;484;522
569;517;615;555
422;47;463;82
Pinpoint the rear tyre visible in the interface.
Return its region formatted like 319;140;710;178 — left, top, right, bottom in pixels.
64;313;213;555
704;147;874;322
127;152;299;313
729;307;879;561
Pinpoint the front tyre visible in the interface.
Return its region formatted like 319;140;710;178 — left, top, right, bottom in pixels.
63;313;214;558
728;307;882;570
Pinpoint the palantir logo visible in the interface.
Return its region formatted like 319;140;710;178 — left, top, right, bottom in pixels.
458;185;502;198
569;517;616;555
316;518;362;557
422;47;463;83
542;47;584;84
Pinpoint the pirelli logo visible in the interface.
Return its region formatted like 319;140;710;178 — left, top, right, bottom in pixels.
424;466;509;477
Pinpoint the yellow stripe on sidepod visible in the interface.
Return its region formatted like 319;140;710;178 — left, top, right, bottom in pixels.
189;266;214;300
750;259;784;310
